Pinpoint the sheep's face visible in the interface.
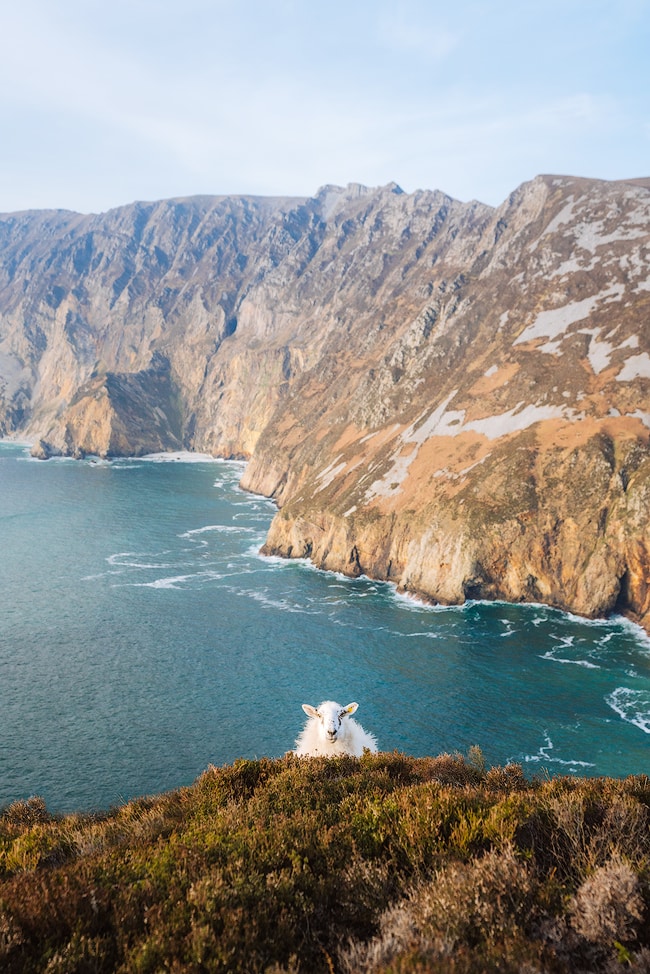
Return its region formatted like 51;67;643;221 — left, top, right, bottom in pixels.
302;701;358;743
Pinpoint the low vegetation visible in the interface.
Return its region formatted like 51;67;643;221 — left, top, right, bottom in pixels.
1;751;649;973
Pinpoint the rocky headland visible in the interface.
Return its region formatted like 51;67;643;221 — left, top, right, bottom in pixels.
1;175;649;629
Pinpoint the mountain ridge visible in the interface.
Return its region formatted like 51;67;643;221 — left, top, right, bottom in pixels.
1;174;649;629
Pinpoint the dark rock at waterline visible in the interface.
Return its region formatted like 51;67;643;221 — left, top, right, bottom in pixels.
30;439;62;460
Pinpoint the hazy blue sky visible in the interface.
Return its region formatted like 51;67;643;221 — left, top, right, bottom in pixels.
1;0;648;213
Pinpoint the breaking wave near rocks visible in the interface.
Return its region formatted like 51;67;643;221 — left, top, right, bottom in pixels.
605;688;650;734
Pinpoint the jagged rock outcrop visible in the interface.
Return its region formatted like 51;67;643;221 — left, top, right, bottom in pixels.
1;175;649;629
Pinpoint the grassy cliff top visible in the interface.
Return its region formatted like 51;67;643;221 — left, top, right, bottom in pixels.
1;751;649;973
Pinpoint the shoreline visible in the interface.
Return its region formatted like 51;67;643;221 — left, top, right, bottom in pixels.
5;435;649;640
71;444;650;638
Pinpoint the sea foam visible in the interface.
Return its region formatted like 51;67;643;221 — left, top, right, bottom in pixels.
540;648;600;669
523;732;596;770
605;687;650;734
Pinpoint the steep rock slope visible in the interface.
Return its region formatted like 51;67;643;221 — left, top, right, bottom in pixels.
0;176;649;627
243;176;650;629
0;193;322;455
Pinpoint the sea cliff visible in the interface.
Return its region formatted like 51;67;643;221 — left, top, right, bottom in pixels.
1;175;649;628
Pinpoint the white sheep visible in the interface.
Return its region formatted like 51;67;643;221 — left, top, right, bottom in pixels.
294;700;378;757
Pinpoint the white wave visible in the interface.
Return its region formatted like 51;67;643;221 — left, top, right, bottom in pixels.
540;649;600;669
24;453;75;464
551;609;650;649
472;598;629;634
523;732;596;768
233;509;273;520
253;549;311;568
244;542;271;560
135;575;192;589
605;687;650;734
389;587;461;614
82;569;132;580
227;585;316;614
254;549;396;600
125;569;228;589
554;635;575;647
179;524;255;540
106;551;181;569
139;451;225;463
610;616;650;653
383;629;441;640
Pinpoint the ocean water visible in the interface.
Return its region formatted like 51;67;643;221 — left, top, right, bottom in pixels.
1;442;649;814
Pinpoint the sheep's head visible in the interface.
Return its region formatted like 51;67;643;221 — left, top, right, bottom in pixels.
302;701;358;743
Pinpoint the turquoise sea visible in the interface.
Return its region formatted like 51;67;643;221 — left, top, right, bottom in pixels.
0;441;648;813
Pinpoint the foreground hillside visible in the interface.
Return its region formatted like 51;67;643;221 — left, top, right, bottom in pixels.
1;176;649;629
1;753;649;973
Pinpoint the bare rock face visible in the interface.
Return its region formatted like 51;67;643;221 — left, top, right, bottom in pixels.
244;175;650;631
63;352;183;456
1;175;649;629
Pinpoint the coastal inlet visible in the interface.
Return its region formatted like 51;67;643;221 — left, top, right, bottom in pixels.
0;443;649;814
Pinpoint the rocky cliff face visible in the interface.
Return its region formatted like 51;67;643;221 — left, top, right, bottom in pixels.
1;176;649;629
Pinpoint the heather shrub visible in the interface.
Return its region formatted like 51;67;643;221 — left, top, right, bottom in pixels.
1;755;649;973
413;843;537;942
339;844;537;973
1;798;50;828
41;931;113;973
594;797;650;862
415;751;485;788
569;856;645;945
533;786;650;882
0;913;25;958
484;762;527;792
2;828;57;874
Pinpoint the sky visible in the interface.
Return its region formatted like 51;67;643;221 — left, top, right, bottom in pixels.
0;0;648;213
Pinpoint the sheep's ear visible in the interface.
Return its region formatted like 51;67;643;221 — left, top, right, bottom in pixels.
341;702;358;716
302;704;319;718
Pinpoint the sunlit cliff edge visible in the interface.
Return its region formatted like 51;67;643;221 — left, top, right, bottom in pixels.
1;175;649;630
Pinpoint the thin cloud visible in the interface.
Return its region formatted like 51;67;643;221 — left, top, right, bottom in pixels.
376;10;459;60
0;0;647;212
